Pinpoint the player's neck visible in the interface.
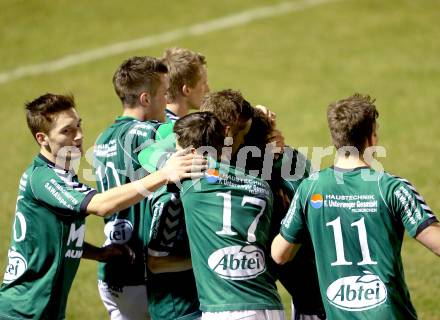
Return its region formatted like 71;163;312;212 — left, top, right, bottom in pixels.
166;100;190;118
334;153;369;169
122;107;145;121
39;148;72;171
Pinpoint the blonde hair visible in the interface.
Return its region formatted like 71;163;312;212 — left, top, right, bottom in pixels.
163;47;206;101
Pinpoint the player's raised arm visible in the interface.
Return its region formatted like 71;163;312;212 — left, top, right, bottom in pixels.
87;149;206;217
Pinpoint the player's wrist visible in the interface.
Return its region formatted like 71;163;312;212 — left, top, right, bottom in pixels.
155;167;172;185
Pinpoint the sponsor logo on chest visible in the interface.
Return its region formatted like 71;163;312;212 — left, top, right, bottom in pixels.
326;272;387;311
208;245;265;280
310;194;324;209
310;194;378;213
104;219;133;245
205;169;220;184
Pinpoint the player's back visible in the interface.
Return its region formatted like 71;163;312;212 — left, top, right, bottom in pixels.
180;160;283;313
93;116;166;286
282;166;436;319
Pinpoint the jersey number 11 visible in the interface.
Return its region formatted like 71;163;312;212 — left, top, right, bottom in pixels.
326;216;378;266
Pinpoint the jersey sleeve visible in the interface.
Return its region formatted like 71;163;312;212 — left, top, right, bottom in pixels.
138;123;176;173
148;186;189;257
280;183;308;244
387;176;437;237
30;166;96;216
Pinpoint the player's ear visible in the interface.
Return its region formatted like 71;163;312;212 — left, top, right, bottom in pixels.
35;132;48;146
190;147;196;154
139;92;150;106
182;84;191;97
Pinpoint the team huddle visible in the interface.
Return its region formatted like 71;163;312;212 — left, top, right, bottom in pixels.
0;48;439;320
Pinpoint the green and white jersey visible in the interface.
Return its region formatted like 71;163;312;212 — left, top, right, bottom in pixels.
180;161;283;313
93;116;173;286
281;166;437;320
148;185;189;257
0;154;96;320
138;126;176;174
146;185;200;320
165;108;179;123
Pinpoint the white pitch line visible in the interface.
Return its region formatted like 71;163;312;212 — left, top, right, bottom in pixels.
0;0;335;85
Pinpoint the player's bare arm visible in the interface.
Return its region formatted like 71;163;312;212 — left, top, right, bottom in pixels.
87;150;206;217
415;222;440;256
271;234;301;265
82;242;135;263
147;255;192;274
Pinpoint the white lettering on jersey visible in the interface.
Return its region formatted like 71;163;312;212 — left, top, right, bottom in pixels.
94;139;117;158
65;249;83;259
67;223;85;247
323;194;378;213
208;245;265;280
3;249;27;284
13;212;26;242
326;271;387;311
44;182;75;210
13;196;26;242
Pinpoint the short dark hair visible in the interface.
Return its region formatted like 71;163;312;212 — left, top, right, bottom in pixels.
174;112;225;157
244;108;273;149
327;93;379;152
113;56;168;107
239;107;274;171
163;47;206;102
200;89;253;128
25;93;75;138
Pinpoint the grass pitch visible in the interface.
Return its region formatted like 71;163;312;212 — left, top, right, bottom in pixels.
1;0;439;318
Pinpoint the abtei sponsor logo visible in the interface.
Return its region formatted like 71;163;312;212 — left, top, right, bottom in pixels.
326;271;387;311
104;219;133;245
208;245;265;280
3;249;27;284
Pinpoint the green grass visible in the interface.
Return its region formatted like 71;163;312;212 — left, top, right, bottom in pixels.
1;0;440;318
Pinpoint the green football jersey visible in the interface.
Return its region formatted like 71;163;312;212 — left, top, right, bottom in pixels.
93;116;173;286
0;154;96;319
180;161;283;313
138;127;176;174
146;185;200;320
281;166;437;320
165;108;179;123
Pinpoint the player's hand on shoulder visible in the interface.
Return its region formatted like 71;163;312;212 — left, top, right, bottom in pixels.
255;104;276;126
266;128;285;159
161;147;207;183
